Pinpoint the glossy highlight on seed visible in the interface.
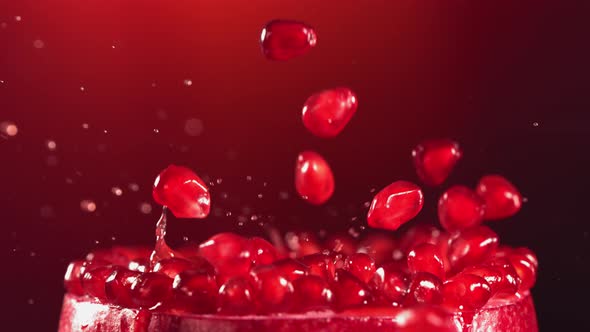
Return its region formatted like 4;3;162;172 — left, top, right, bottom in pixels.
260;20;317;61
152;165;211;219
302;88;358;138
295;151;335;205
367;181;424;231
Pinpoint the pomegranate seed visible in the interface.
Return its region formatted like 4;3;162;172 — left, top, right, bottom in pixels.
508;252;537;291
368;263;409;303
271;258;309;282
476;175;522;220
152;164;211;219
285;231;322;257
152;257;213;279
247;237;279;266
199;233;251;277
344;253;376;283
407;243;446;280
357;233;397;265
217;277;255;315
302;87;358;138
396;306;461;332
460;265;505;296
295;151;335;205
412;139;462;186
64;260;86;296
260;20;317;61
448;226;499;272
105;268;141;307
513;247;538;269
442;273;491;311
367;181;424;231
249;266;293;313
324;233;356;256
485;257;520;295
438;186;485;232
405;272;443;305
492;245;513;259
300;253;336;280
130;272;174;308
332;269;372;309
82;265;114;301
172;270;218;313
290;275;333;312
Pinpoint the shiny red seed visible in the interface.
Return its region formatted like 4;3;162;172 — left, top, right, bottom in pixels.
476;175;522;220
302;87;358;138
260;20;317;61
300;253;336;280
405;272;443;305
513;247;538;269
357;233;397;265
172;270;218;314
345;253;376;283
64;260;87;296
249;266;293;313
271;258;310;282
324;233;357;256
217;277;255;315
199;233;251;277
152;257;213;279
290;275;333;312
485;258;520;295
460;265;505;296
407;243;446;280
438;186;486;232
396;306;461;332
367;181;424;231
368;263;409;303
285;231;322;257
105;268;141;307
447;226;499;272
295;151;335;205
332;269;372;310
442;273;491;311
412;139;462;186
152;164;211;219
247;237;279;266
508;252;537;291
82;266;115;301
130;272;174;308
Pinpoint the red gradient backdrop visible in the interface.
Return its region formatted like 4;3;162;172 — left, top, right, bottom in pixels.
1;0;588;330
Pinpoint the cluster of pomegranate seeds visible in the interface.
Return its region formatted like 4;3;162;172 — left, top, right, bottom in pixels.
295;151;335;205
302;87;358;138
260;20;317;61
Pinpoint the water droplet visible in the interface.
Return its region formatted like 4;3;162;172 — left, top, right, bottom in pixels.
1;121;18;137
220;192;229;199
183;79;193;86
184;118;204;136
30;252;37;257
111;187;123;196
27;299;34;305
46;140;57;151
348;227;360;238
128;183;140;192
225;211;232;217
153;128;160;133
279;191;289;200
151;82;157;88
80;200;97;213
139;202;152;214
33;39;45;49
522;197;529;203
257;193;263;199
82;123;89;129
15;16;22;22
111;236;117;241
215;178;223;185
246;176;252;182
80;86;85;92
532;121;539;127
182;236;189;242
65;177;74;184
363;201;371;208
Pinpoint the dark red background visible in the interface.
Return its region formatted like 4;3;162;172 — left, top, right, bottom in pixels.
1;0;588;330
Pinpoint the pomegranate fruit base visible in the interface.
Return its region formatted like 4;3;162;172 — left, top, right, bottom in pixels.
58;293;537;332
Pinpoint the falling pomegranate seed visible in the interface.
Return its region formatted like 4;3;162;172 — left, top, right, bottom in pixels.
217;277;255;315
82;266;115;301
152;165;211;219
260;20;317;61
332;269;372;309
407;243;446;280
247;237;279;266
412;139;462;186
438;186;485;232
199;233;252;278
290;275;333;312
295;151;335;205
344;253;376;284
130;272;174;308
476;175;523;220
172;270;218;314
367;181;424;231
369;263;409;303
395;306;461;332
484;257;520;295
442;273;491;311
302;87;358;138
512;247;538;269
105;268;140;307
249;266;293;313
405;272;443;306
270;258;310;282
447;226;499;273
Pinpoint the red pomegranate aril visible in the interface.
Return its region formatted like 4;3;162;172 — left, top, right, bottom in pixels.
513;247;539;269
302;87;358;138
295;151;335;205
290;275;333;312
485;257;520;295
396;306;461;332
248;237;279;266
325;233;356;256
367;181;424;231
64;260;86;296
82;265;114;301
271;258;309;282
105;268;140;307
332;269;372;309
130;272;173;309
300;252;336;280
217;277;255;315
199;233;251;277
172;270;217;314
345;253;376;283
412;139;462;186
442;273;491;311
285;231;322;257
508;252;537;291
249;266;293;313
405;272;443;305
260;20;317;61
407;243;446;280
460;265;505;296
476;175;522;220
369;263;410;303
152;164;211;219
357;233;397;265
448;226;499;272
153;257;212;279
438;185;486;232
